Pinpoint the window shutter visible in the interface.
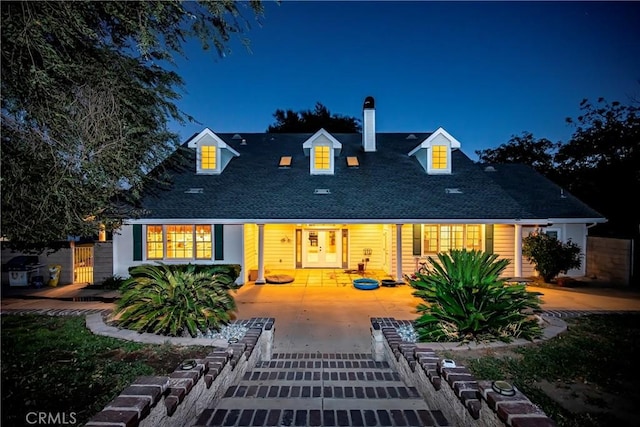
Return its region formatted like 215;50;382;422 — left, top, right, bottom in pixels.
412;224;421;256
214;224;224;260
133;224;142;261
485;224;494;254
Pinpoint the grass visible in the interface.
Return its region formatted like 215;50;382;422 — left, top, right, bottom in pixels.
1;314;212;426
441;313;640;427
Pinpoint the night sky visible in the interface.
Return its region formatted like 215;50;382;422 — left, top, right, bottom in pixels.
169;1;640;160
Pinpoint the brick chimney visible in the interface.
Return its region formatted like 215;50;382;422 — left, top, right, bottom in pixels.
363;96;376;152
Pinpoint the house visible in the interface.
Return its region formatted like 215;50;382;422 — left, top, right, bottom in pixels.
112;97;606;285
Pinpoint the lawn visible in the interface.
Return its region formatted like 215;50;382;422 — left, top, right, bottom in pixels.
1;314;212;426
440;313;640;427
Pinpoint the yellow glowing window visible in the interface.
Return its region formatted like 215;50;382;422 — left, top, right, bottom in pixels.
201;145;217;170
347;156;359;167
146;225;164;259
195;225;212;259
166;225;194;259
432;145;447;169
465;225;482;250
423;225;439;253
423;224;480;254
314;145;330;170
279;156;292;167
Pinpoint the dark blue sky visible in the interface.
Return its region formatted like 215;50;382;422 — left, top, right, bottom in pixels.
170;1;640;160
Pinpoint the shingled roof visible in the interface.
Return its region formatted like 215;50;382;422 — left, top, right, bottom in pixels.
138;132;605;223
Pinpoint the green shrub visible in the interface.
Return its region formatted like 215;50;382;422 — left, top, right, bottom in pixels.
98;275;125;290
407;249;543;343
522;232;582;282
127;263;241;282
114;263;237;337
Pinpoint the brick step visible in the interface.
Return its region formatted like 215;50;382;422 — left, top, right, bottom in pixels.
223;384;423;400
195;407;450;426
242;370;402;382
193;352;451;426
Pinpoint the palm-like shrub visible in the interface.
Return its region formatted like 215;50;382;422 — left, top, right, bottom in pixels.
407;249;543;343
113;263;237;337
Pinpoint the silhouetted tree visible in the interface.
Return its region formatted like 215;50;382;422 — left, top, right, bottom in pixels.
555;98;640;237
267;102;361;133
476;132;559;176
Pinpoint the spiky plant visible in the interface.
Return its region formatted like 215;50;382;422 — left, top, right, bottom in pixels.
407;249;543;343
114;263;237;337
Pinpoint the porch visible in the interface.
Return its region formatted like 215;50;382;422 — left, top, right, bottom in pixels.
249;268;397;287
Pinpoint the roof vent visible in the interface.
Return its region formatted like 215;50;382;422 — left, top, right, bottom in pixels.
445;188;463;194
314;189;331;195
406;134;417;140
232;134;242;140
185;188;204;194
484;166;496;172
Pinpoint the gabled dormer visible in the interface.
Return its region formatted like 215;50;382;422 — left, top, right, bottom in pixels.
408;127;461;174
187;128;240;175
302;128;342;175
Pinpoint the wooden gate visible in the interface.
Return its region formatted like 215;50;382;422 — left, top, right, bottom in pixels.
73;244;94;284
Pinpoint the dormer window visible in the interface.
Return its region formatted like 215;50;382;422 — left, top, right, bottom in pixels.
431;145;447;170
302;128;342;175
314;145;330;170
187;128;240;175
408;127;460;175
201;145;217;171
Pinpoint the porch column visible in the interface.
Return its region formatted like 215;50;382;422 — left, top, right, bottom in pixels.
256;224;266;284
514;223;523;277
395;224;403;283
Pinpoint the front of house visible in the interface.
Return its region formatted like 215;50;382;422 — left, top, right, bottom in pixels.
112;97;606;284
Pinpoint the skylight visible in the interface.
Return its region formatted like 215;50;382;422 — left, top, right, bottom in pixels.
279;156;292;167
445;188;462;194
346;156;359;167
314;189;331;195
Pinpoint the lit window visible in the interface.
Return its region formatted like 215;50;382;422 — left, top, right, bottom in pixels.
466;225;482;250
279;156;292;167
314;145;330;170
166;225;194;259
423;224;482;254
347;156;359;167
147;225;164;259
432;145;447;169
201;145;217;170
195;225;212;259
146;225;213;260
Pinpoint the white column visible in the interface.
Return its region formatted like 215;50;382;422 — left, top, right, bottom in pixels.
514;223;522;277
256;224;266;284
395;224;403;283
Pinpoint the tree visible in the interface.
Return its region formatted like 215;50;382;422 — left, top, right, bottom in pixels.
555;98;640;237
1;1;264;251
476;132;559;176
267;102;361;133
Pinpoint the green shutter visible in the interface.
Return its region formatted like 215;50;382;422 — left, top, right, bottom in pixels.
485;224;494;254
214;224;224;260
133;224;142;261
412;224;421;256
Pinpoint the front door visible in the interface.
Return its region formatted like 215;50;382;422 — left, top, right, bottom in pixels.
303;229;341;268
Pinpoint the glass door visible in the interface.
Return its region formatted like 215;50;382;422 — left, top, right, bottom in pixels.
303;229;341;268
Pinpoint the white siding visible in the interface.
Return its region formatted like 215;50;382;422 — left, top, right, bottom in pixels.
347;224;385;271
263;224;296;269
